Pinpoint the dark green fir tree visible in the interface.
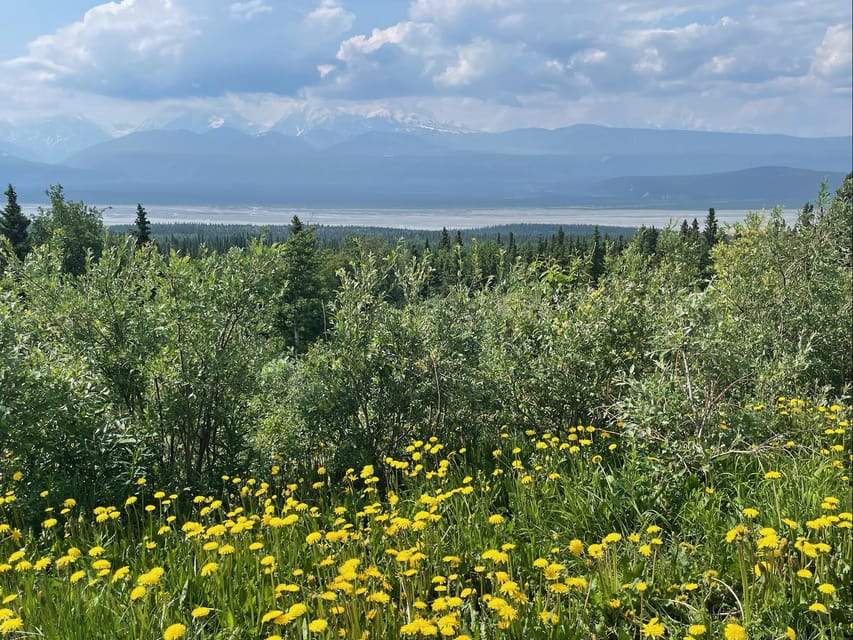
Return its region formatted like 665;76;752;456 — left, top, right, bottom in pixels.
0;184;31;261
134;203;152;244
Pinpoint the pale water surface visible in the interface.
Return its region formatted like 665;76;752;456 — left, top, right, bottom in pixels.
22;204;782;230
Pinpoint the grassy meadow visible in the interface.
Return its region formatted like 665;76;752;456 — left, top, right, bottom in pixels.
0;397;849;639
1;179;852;638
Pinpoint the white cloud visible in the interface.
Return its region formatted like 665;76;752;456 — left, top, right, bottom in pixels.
0;0;849;136
704;55;734;75
570;49;608;66
336;22;434;61
14;0;200;87
230;1;272;21
811;24;852;82
1;0;359;100
410;0;519;23
434;39;498;87
632;48;664;75
304;0;355;35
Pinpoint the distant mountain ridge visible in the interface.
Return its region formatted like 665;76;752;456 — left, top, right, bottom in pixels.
0;116;111;162
0;114;849;209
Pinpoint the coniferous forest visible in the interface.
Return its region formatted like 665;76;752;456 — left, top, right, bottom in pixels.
0;177;850;639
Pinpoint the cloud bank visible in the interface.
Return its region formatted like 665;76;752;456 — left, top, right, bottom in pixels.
0;0;850;135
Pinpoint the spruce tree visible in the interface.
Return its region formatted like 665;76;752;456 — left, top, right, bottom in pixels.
689;218;701;242
703;207;719;247
0;184;31;261
134;203;151;244
279;215;324;353
589;225;605;282
699;208;719;280
551;226;565;262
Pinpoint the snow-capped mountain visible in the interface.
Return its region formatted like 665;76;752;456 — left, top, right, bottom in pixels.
269;106;471;148
132;106;264;136
0;115;111;163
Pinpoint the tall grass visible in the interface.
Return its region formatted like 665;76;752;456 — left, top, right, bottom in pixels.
0;398;849;639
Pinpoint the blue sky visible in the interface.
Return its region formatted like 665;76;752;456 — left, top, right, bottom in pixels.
1;0;850;135
1;2;96;59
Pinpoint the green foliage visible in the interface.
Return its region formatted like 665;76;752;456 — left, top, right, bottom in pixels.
1;236;290;506
276;216;328;352
30;185;105;275
0;184;30;262
255;245;493;475
1;179;849;537
133;203;151;244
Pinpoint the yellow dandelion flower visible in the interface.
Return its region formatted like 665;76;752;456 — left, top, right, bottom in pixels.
111;566;130;583
308;619;328;633
641;617;665;638
568;539;584;555
163;623;186;640
0;617;23;634
262;610;284;624
138;567;164;585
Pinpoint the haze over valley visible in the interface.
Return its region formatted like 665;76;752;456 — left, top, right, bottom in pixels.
2;112;850;211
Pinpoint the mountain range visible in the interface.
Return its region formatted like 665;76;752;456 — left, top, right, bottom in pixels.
0;110;849;209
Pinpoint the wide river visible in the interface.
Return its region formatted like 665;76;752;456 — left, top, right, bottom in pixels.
21;204;779;230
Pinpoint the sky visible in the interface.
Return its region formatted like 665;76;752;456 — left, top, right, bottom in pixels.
0;0;850;136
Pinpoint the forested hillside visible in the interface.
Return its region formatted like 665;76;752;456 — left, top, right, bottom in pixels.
0;177;850;639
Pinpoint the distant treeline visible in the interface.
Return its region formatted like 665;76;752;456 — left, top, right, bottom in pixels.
106;221;636;256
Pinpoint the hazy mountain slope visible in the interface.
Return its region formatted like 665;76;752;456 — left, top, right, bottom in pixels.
0;155;107;199
0;116;111;162
9;122;849;207
592;167;848;207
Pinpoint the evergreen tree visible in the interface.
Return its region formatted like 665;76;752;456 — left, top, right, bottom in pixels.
698;208;718;280
289;215;304;236
589;225;605;282
278;216;325;353
507;232;516;258
634;226;659;257
133;203;152;244
703;207;719;247
551;225;565;262
797;201;815;229
0;184;31;261
689;218;701;243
